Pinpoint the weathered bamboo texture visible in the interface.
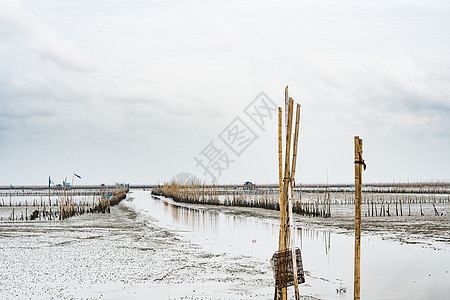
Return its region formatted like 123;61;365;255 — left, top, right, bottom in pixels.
277;104;287;300
278;107;285;250
289;102;301;298
354;136;364;300
281;98;294;250
275;88;300;300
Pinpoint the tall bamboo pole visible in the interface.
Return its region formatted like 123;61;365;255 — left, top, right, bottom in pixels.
280;99;293;300
282;98;294;248
354;136;363;300
278;108;285;250
291;104;301;189
289;103;301;299
285;86;289;133
276;107;286;300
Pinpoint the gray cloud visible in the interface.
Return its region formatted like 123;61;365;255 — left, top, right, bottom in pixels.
0;0;95;72
1;0;449;185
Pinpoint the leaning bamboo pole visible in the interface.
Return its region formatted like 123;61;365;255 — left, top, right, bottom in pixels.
289;103;301;299
282;98;294;249
291;104;301;189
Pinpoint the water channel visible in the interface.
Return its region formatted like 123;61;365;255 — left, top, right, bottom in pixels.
128;190;449;299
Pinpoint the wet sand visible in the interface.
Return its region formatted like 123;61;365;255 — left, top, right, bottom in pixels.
1;190;449;299
0;193;289;299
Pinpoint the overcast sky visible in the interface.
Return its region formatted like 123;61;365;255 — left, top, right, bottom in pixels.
1;0;449;186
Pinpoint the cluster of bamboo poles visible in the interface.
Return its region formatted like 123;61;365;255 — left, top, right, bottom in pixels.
299;182;450;195
152;183;220;205
362;182;450;194
1;185;128;221
150;182;448;219
292;187;331;217
273;87;302;300
151;183;283;210
363;198;443;217
151;183;336;218
332;191;450;205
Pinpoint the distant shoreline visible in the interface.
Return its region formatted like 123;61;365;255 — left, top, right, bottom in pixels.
2;181;450;190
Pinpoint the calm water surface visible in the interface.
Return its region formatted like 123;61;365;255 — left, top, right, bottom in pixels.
130;191;450;299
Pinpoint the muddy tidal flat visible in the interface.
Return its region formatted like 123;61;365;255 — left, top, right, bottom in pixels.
1;190;449;299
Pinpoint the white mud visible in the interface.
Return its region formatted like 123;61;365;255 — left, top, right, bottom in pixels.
1;190;449;299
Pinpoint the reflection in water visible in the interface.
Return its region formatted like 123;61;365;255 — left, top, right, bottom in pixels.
160;199;331;254
136;193;450;300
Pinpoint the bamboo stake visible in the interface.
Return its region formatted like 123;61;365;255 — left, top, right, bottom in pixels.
354;136;363;300
48;177;52;219
279;98;294;300
282;98;294;249
291;104;301;189
289;103;301;299
285;86;289;133
276;91;293;300
278;108;285;250
277;96;294;300
299;183;302;208
61;177;67;220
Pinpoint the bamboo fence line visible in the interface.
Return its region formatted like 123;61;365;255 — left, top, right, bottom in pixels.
150;183;448;218
0;186;129;221
151;183;281;210
0;189;107;197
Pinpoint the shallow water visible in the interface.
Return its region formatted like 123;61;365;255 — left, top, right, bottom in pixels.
1;190;448;299
130;192;450;299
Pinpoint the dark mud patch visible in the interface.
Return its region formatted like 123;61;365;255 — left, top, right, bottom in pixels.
294;212;450;250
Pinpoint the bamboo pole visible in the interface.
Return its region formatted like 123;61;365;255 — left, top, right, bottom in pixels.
278;107;285;250
291;104;301;189
285;86;289;133
289;103;301;299
354;136;363;300
48;177;52;219
299;183;302;209
276;91;293;300
282;98;294;248
62;177;67;220
280;98;294;300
